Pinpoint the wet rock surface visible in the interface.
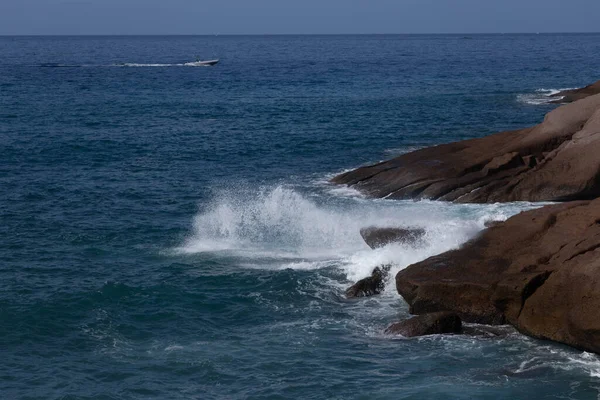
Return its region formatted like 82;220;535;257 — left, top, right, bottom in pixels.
360;226;426;249
385;312;462;337
550;81;600;103
395;198;600;353
345;265;391;298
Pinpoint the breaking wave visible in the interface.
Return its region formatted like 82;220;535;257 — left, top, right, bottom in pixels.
513;345;600;379
176;185;540;282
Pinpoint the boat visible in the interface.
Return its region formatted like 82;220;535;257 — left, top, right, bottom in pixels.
185;59;220;67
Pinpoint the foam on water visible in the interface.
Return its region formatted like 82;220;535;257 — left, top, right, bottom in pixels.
513;345;600;378
383;146;425;156
37;62;217;68
517;88;576;105
113;61;216;68
311;170;366;199
177;185;541;282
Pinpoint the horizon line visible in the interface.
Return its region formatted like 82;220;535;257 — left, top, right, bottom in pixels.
1;31;600;37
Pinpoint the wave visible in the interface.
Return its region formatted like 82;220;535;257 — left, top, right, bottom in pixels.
513;345;600;378
175;185;540;282
517;88;575;105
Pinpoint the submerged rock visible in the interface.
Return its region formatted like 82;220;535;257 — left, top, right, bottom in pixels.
345;265;391;298
385;312;462;337
360;227;426;249
483;219;504;228
332;84;600;203
395;198;600;353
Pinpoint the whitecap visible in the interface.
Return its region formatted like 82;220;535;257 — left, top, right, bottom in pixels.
517;88;576;105
174;186;541;284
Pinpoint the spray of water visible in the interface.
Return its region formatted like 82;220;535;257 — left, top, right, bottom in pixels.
177;185;538;281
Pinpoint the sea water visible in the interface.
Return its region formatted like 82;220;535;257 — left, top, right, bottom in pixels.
2;34;600;399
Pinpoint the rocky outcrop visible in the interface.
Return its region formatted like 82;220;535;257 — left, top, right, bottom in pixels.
332;87;600;203
550;81;600;103
385;312;462;337
395;198;600;353
360;227;425;249
345;265;391;298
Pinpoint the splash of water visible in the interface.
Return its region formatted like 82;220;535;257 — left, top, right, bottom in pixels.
177;185;540;281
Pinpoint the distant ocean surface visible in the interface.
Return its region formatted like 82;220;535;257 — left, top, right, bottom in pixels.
2;34;600;399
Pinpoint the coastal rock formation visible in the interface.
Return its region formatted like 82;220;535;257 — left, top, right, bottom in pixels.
395;199;600;352
345;265;391;298
332;86;600;203
360;226;426;249
550;81;600;103
385;312;462;337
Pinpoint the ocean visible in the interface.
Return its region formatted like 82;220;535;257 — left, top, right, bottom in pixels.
2;34;600;399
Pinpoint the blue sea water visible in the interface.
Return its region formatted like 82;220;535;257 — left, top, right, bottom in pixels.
2;34;600;399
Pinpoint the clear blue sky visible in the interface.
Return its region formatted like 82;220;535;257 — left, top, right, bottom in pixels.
1;0;599;35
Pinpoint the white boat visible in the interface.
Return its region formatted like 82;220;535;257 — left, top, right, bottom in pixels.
185;59;220;67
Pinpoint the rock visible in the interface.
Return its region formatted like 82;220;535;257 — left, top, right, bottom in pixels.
360;226;426;249
550;81;600;103
395;198;600;353
385;312;462;337
332;85;600;203
345;265;391;298
483;219;504;228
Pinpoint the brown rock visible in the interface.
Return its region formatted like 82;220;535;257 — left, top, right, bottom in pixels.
385;312;462;337
483;219;504;228
395;199;600;352
550;81;600;103
360;227;426;249
345;265;391;298
332;85;600;203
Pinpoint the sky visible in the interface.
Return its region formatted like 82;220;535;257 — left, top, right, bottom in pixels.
1;0;599;35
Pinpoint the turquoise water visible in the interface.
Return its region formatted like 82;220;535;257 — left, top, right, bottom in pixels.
2;34;600;399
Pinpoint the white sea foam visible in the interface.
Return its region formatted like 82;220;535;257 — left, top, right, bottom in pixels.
383;146;424;156
513;345;600;378
311;170;367;199
176;185;540;283
517;88;576;105
117;63;178;67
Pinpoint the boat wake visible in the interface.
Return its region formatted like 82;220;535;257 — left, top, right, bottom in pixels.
113;60;218;68
37;60;219;68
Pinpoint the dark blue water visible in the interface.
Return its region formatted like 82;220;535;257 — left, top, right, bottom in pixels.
3;34;600;399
